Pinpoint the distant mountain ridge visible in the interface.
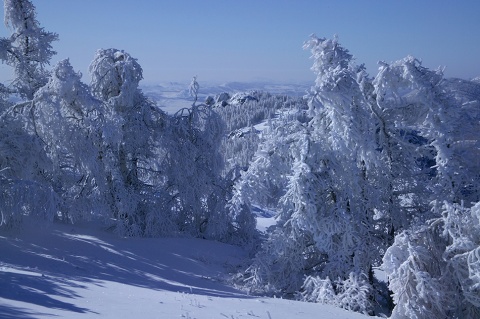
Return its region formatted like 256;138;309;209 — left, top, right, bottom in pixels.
141;81;310;114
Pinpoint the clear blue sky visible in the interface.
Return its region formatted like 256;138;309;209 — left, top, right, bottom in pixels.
1;0;479;85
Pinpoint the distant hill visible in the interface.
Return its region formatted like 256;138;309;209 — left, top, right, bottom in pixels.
141;81;310;114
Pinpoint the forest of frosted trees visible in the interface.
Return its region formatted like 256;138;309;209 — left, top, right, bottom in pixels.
0;1;479;318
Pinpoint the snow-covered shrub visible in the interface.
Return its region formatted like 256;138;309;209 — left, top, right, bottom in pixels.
302;273;373;314
301;276;336;305
244;226;312;295
88;50;236;241
335;273;373;314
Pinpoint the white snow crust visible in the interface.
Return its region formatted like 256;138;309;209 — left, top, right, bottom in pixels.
0;221;376;319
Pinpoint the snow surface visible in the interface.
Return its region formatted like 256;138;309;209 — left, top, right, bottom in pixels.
0;221;376;319
251;206;277;233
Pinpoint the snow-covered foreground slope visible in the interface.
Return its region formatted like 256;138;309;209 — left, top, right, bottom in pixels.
0;222;376;319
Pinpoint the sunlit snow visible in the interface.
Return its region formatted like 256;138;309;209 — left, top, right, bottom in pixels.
0;221;375;319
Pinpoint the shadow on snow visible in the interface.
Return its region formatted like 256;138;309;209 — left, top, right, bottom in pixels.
0;221;250;316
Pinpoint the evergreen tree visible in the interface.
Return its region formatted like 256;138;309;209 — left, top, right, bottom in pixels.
373;57;480;227
1;0;58;100
378;57;480;318
241;36;384;313
383;202;480;318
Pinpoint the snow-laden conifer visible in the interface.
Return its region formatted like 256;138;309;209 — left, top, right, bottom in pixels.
240;36;384;313
1;0;58;99
374;56;479;209
383;202;480;319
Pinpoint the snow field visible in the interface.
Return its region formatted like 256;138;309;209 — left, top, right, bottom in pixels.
0;221;375;319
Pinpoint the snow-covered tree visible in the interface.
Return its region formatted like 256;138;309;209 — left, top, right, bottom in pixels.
383;225;453;319
164;86;231;241
240;36;385;314
1;0;58;100
0;104;56;228
89;49;143;109
442;202;480;317
376;59;479;316
91;57;232;240
299;34;382;287
89;48;170;236
383;201;480;318
32;59;110;222
0;83;11;109
189;75;200;104
372;56;480;240
215;92;306;176
368;60;435;244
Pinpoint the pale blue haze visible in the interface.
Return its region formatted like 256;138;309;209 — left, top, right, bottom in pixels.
1;0;479;84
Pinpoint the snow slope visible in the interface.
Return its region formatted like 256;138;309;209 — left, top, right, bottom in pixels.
0;221;376;319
